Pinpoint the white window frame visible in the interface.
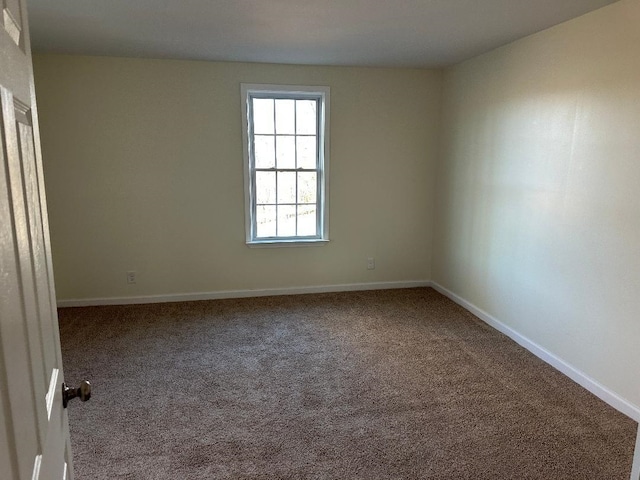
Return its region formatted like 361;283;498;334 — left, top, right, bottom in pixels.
241;83;330;246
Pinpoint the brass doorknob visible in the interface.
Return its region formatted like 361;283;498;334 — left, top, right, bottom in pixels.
62;380;91;408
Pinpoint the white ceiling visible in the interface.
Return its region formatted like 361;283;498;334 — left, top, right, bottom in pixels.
27;0;617;68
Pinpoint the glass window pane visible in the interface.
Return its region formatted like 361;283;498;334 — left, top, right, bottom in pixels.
297;205;317;236
253;98;274;134
254;135;275;168
297;172;317;204
256;206;276;238
277;172;296;204
276;136;295;169
255;171;276;204
296;100;317;135
296;136;317;169
275;99;295;134
277;205;296;237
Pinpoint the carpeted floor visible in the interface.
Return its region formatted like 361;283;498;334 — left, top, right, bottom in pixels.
58;288;636;479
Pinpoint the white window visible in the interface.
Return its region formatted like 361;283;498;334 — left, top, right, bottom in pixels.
241;84;330;245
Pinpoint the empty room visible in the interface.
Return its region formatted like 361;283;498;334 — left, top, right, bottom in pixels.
1;0;640;478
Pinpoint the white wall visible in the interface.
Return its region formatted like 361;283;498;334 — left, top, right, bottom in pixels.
434;0;640;410
32;56;441;301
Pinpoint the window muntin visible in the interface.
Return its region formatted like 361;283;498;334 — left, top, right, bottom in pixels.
242;85;329;245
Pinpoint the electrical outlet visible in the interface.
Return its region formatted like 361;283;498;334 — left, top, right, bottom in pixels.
126;271;137;284
367;257;375;270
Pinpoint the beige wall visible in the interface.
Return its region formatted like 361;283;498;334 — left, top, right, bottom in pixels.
434;0;640;408
33;55;441;300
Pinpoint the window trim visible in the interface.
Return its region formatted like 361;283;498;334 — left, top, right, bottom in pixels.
241;83;330;246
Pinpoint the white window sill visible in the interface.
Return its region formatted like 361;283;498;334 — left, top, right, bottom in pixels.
246;239;330;248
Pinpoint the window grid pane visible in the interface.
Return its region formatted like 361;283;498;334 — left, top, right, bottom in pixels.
254;135;275;169
250;94;323;239
276;136;295;169
253;98;274;134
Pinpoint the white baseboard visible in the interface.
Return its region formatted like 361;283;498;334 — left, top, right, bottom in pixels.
56;280;432;308
431;282;640;423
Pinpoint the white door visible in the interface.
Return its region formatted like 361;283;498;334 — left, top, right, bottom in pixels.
0;0;80;479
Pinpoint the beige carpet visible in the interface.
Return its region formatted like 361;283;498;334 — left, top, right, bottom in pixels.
58;288;636;479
